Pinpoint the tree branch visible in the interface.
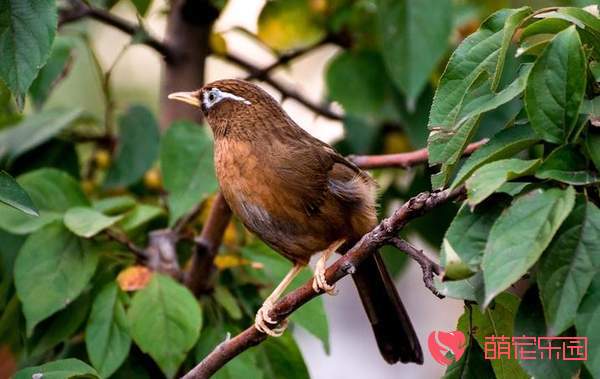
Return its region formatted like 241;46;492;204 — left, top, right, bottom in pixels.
219;53;343;121
185;193;232;296
58;0;176;62
389;237;443;298
348;139;488;169
160;0;219;129
182;186;464;379
59;1;342;122
244;40;328;81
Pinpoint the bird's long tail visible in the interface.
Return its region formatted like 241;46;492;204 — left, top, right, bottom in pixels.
351;251;423;364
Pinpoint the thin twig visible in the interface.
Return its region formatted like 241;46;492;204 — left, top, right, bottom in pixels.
245;40;328;81
349;139;488;169
182;187;465;379
58;0;176;61
173;202;205;235
220;53;343;121
105;229;147;261
388;237;444;299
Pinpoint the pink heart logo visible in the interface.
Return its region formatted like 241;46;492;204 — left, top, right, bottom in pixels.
427;330;467;366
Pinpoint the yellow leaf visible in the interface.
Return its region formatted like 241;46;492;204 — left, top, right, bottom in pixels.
117;266;153;291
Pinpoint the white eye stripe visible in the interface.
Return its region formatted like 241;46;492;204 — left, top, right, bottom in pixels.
203;88;251;109
218;90;251;105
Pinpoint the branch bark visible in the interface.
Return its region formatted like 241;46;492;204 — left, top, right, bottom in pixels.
182;187;465;379
59;0;343;123
348;139;488;169
389;237;443;298
185;193;232;296
160;0;219;129
244;40;328;81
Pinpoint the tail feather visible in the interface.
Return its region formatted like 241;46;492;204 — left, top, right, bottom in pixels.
351;252;423;364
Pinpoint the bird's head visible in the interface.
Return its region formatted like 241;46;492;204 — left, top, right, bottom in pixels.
168;79;285;138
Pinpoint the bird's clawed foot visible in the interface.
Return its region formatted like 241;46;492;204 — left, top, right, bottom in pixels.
254;300;288;337
312;260;337;295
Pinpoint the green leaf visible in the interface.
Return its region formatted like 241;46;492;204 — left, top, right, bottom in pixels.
0;168;88;234
0;230;23;309
0;80;20;127
29;292;91;356
536;145;600;185
130;0;152;16
482;187;575;306
64;207;122;238
591;61;600;83
325;50;389;116
256;332;310;379
128;274;202;378
457;293;528;379
0;108;83;162
243;243;330;353
116;203;164;232
0;0;57;109
514;286;582;379
15;359;99;379
14;222;98;334
585;129;600;172
466;159;541;206
558;7;600;33
455;63;532;128
93;195;136;215
17;168;89;211
29;36;74;109
86;282;131;378
516;35;553;58
213;285;242;320
576;275;600;378
0;168;87;234
257;0;325;52
160;121;217;225
376;0;452;101
435;272;485;304
524;26;586;144
519;17;571;40
104;105;160;188
0;170;37;215
0;295;22;350
428;7;532;187
441;200;506;272
0;210;60;235
443;338;495;379
538;199;600;335
450;124;539;189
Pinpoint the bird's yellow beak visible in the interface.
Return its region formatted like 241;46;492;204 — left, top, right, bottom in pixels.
167;91;201;107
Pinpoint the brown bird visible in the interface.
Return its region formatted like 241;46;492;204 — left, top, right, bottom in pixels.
168;79;423;364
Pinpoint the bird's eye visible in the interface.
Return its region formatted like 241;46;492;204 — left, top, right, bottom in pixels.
208;92;216;102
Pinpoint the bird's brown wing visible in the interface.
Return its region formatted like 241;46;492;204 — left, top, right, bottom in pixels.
270;139;335;217
271;134;375;219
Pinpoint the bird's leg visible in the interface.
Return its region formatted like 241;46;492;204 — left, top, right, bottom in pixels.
312;239;345;295
255;263;304;337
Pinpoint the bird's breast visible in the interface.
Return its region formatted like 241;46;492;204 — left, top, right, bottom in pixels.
213;138;281;223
